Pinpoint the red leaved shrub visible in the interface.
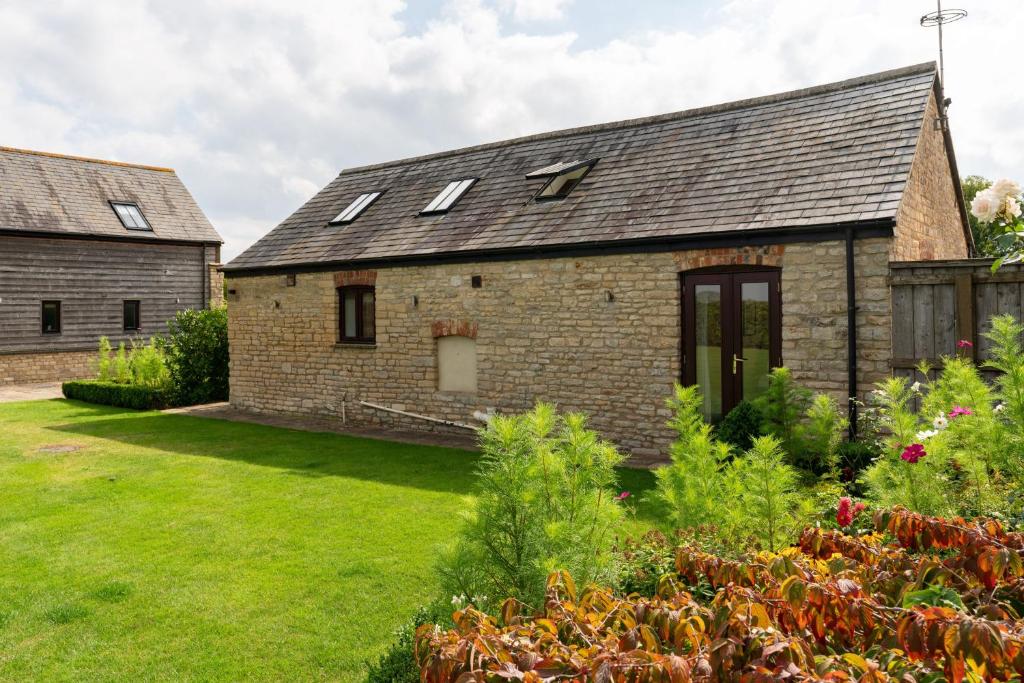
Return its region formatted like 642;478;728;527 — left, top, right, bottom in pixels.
416;508;1024;682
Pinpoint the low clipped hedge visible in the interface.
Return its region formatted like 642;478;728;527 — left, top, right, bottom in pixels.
62;380;171;410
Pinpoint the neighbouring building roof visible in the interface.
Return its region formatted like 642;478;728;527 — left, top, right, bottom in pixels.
0;147;221;244
226;62;942;273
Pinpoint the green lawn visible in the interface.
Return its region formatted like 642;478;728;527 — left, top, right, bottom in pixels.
0;400;657;681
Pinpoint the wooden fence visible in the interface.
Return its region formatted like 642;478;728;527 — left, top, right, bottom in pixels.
889;259;1024;383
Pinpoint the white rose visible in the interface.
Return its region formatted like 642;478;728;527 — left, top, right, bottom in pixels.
991;178;1022;200
971;189;999;223
1005;196;1022;219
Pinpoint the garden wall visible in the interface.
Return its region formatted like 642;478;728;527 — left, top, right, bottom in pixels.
0;349;95;385
226;238;892;466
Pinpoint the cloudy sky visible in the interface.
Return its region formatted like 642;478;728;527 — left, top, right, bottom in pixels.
2;0;1021;260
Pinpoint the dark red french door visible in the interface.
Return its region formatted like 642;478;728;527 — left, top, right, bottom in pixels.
681;270;782;421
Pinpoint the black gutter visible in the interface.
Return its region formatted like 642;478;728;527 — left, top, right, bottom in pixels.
222;218;896;276
845;226;858;439
0;227;222;248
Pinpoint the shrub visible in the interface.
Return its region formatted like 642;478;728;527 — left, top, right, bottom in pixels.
416;508;1024;682
655;384;804;553
129;338;170;388
113;342;131;384
751;368;849;475
654;384;739;537
94;336;170;390
735;435;800;552
96;336;113;381
164;307;229;405
863;316;1024;519
62;380;169;410
366;604;451;683
800;393;848;475
713;400;763;451
753;367;811;456
436;403;625;612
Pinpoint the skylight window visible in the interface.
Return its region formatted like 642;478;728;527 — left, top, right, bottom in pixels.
527;159;598;201
421;178;478;215
330;191;383;224
110;201;151;231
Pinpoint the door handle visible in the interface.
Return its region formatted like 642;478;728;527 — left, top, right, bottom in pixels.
732;354;747;374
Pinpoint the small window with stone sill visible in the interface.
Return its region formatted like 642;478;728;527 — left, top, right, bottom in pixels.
338;285;375;344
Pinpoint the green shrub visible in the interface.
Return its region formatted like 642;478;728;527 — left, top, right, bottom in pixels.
164;307;229;405
714;400;763;451
113;342;131;384
129;338;171;388
753;367;811;456
62;380;170;410
735;435;800;552
96;336;113;381
835;441;877;494
862;317;1024;519
94;336;170;390
801;394;848;475
654;384;805;553
751;368;849;475
654;384;740;537
436;403;625;612
365;604;450;683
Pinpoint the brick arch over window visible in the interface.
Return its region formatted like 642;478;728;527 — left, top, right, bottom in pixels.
672;245;784;272
431;319;479;340
333;269;377;287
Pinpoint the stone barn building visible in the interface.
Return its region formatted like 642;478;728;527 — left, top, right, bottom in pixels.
223;62;970;465
0;147;223;385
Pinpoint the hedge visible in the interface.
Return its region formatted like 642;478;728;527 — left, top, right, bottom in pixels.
62;380;171;410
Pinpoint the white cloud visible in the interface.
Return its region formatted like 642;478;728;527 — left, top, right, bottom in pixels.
0;0;1021;261
499;0;574;22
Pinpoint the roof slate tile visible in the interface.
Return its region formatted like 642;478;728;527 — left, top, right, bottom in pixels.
227;63;937;271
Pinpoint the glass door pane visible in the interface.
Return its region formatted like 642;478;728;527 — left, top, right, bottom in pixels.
694;284;724;420
740;281;771;401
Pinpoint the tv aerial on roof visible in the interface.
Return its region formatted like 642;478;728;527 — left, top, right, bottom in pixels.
920;0;967;129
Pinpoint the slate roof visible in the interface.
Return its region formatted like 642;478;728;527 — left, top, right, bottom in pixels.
0;147;221;244
226;62;940;272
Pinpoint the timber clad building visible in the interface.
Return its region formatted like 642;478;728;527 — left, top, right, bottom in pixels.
224;63;971;465
0;147;223;385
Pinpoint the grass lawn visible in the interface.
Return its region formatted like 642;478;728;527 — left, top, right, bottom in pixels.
0;400;657;681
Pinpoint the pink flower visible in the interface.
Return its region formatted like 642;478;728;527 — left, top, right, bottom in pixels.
853;502;866;515
901;443;927;464
948;406;973;419
615;491;631;501
837;497;854;527
957;339;973;349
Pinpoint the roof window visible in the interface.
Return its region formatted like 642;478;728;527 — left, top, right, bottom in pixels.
330;191;383;224
527;159;598;200
110;201;151;231
421;178;477;215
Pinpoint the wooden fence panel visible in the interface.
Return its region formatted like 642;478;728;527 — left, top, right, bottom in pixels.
890;260;1024;373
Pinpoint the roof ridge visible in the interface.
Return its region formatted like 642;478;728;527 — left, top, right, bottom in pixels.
0;146;175;173
339;61;937;176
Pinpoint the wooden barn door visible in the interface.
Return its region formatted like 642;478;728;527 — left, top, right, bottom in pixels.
682;270;782;421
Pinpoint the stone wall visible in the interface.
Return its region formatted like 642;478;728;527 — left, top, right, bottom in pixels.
0;349;95;385
780;238;892;404
891;89;970;261
227;239;893;466
209;263;225;308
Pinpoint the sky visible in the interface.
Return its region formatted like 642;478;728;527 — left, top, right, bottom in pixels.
2;0;1021;261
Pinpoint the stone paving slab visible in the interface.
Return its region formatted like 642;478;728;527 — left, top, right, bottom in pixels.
0;383;64;403
163;402;480;451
